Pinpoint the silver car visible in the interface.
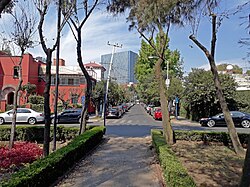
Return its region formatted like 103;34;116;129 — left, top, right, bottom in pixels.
0;108;44;125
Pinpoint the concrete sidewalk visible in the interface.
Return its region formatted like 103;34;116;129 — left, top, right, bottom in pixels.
171;116;200;126
55;136;164;187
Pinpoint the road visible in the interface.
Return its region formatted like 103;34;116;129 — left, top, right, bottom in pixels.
86;104;250;136
55;105;249;187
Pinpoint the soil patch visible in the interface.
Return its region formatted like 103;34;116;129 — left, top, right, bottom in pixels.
172;140;244;187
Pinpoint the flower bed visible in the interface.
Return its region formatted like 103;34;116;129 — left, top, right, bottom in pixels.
0;142;42;169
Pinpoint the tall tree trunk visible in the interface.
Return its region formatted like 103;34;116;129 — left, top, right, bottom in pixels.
240;136;250;186
0;0;11;15
155;58;174;145
189;14;245;156
76;29;92;134
43;49;52;157
9;51;24;148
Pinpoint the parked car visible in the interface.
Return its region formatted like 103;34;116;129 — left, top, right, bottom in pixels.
146;104;155;114
0;108;44;125
199;111;250;128
153;107;162;120
150;106;160;116
51;108;86;124
106;107;122;118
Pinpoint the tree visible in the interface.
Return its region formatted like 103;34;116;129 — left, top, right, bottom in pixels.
7;2;36;148
33;0;73;156
21;83;37;103
92;80;105;116
0;0;13;16
135;39;183;105
108;0;192;145
183;68;237;121
188;0;245;156
62;0;99;134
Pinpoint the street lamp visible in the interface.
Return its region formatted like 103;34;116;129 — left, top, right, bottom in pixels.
148;56;170;89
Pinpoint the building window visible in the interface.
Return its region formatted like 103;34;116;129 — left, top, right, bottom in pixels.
74;78;80;85
60;78;66;85
68;78;74;85
51;77;56;85
13;66;19;78
71;94;78;104
80;77;85;84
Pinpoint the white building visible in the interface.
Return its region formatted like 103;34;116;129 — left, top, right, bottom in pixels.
84;62;106;82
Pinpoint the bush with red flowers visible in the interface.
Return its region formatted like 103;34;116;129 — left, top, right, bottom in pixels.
0;142;43;169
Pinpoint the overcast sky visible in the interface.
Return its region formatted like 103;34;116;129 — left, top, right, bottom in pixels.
0;1;249;73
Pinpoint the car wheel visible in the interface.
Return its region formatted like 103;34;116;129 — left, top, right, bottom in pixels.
0;117;4;125
207;119;216;127
241;120;250;128
51;118;58;124
28;117;36;125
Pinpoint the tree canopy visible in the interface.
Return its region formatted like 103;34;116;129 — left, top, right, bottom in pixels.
183;68;237;121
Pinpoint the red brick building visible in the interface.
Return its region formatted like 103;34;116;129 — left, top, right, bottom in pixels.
0;52;97;112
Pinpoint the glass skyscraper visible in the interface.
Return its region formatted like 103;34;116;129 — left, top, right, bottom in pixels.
101;51;138;84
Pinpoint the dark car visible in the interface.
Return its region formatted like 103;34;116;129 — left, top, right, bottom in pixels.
199;111;250;128
51;108;85;124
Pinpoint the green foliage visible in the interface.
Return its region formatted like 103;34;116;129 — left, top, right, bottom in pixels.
28;95;44;104
135;39;184;104
21;83;36;95
235;90;250;113
92;80;131;107
245;70;250;76
183;69;237;121
92;80;105;103
174;130;249;147
30;104;43;112
151;129;196;187
0;126;79;142
0;126;105;187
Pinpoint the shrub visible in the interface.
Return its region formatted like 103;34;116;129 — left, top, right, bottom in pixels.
28;95;44;104
0;142;42;169
151;129;196;187
0;126;105;187
30;104;44;112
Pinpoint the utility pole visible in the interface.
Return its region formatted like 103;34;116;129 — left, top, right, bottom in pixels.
102;42;122;126
52;0;62;151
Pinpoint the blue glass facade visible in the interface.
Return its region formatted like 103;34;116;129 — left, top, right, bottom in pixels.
101;51;138;84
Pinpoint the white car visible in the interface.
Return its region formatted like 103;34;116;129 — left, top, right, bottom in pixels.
0;108;45;125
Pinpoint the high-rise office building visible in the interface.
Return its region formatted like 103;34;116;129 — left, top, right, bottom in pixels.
101;51;138;84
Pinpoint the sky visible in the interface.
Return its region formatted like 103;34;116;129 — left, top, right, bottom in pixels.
0;1;249;74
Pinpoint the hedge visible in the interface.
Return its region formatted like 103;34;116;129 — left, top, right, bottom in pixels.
0;126;79;142
151;129;196;187
174;130;249;146
0;126;105;187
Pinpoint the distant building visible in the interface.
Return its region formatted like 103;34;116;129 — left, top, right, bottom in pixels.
84;61;106;82
218;69;250;91
101;51;138;84
232;74;250;91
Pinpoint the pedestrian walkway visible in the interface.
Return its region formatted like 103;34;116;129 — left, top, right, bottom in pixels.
171;116;200;126
55;136;164;187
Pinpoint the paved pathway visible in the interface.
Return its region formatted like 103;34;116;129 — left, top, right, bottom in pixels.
55;136;164;187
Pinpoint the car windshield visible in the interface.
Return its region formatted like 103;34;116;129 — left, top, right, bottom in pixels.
215;113;223;118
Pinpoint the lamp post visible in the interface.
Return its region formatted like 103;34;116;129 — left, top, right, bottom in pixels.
102;42;122;126
148;56;170;89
